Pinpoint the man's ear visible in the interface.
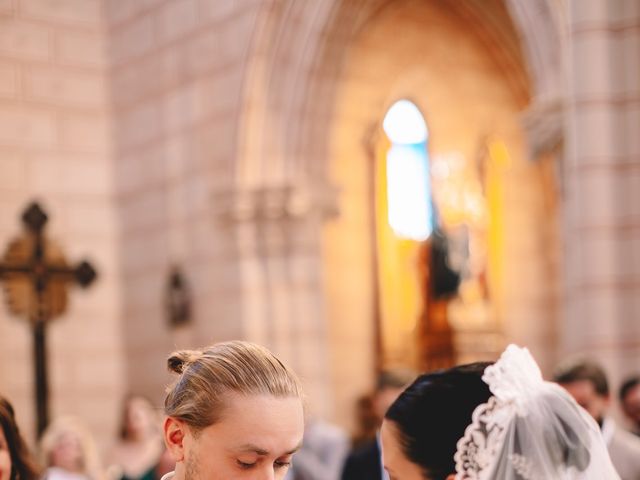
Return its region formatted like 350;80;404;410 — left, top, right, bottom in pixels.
164;416;187;462
445;475;456;480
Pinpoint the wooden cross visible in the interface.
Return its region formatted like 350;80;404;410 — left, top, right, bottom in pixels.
0;202;96;437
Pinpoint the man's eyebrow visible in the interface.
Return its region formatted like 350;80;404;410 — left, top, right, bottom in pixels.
286;442;303;455
237;444;269;455
236;442;303;456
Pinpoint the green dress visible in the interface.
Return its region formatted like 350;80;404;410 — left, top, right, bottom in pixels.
120;467;156;480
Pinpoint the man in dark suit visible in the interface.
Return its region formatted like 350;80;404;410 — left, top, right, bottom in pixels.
341;438;384;480
341;371;412;480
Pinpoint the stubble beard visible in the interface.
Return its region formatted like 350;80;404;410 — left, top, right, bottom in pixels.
184;448;200;480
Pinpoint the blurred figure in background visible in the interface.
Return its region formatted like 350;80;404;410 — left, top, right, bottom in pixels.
40;417;105;480
285;417;349;480
341;370;413;480
349;395;377;450
107;396;166;480
620;376;640;437
0;395;40;480
554;359;640;480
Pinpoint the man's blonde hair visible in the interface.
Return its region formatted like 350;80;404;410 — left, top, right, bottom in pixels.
164;341;303;430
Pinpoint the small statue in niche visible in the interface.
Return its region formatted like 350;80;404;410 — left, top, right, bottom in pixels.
429;226;464;300
416;224;463;371
166;266;192;327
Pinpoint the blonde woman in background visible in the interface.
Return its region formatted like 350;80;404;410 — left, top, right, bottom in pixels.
40;417;105;480
161;340;305;480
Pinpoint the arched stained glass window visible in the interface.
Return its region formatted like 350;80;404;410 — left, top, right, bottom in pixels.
382;100;434;240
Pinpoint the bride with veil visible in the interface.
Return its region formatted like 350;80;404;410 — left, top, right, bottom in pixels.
380;345;620;480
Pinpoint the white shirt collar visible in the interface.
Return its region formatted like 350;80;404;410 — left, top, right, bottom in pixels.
376;431;389;480
601;416;616;446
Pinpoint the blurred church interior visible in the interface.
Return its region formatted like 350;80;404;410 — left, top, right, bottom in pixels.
0;0;638;446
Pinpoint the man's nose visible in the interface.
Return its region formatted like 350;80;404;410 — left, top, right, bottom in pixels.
254;468;277;480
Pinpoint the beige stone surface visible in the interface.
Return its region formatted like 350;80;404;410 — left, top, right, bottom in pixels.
563;0;640;412
0;0;638;449
0;0;122;449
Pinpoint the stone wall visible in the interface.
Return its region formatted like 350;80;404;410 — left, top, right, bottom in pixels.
564;0;640;396
0;0;637;446
105;0;262;405
0;0;123;446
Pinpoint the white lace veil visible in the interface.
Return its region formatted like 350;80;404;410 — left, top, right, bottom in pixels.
454;345;620;480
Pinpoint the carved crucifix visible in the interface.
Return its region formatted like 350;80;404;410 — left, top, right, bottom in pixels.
0;202;96;437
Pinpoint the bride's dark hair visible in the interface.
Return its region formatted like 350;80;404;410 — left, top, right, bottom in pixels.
385;362;492;480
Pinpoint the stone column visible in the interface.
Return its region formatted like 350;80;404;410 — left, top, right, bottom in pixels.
522;98;564;162
514;98;565;372
215;179;338;417
501;0;566;371
564;0;640;385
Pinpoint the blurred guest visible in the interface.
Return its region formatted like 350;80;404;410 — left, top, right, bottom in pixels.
40;417;104;480
106;396;165;480
620;376;640;437
341;371;413;480
0;395;40;480
555;359;640;480
285;417;349;480
150;449;173;480
350;395;377;450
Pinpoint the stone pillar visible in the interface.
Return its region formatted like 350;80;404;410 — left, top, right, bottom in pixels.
564;0;640;385
502;0;566;371
515;98;565;372
522;98;564;162
215;180;338;417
